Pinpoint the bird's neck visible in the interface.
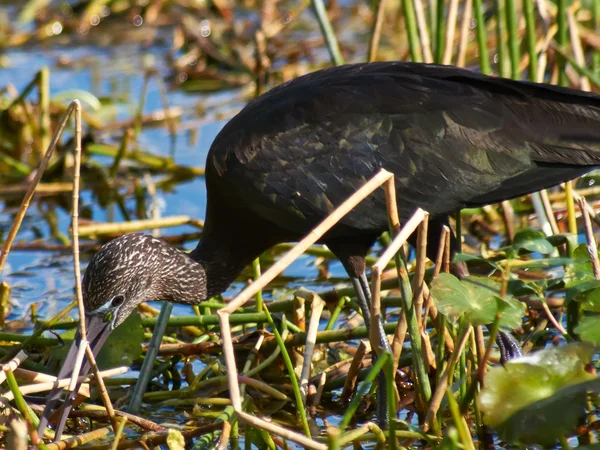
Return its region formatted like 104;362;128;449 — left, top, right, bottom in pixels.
189;237;265;300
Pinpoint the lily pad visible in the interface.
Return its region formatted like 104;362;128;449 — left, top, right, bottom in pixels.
481;343;600;446
430;274;524;328
52;311;144;370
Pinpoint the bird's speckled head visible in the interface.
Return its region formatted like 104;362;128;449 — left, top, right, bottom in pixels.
82;232;207;329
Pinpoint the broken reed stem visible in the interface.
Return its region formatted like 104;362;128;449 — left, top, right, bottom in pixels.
340;340;371;403
0;101;77;275
577;196;600;279
299;293;325;405
412;217;429;326
0;350;28;384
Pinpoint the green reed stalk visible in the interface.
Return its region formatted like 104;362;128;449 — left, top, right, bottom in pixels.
494;0;509;77
252;258;264;329
385;352;398;449
38;67;50;159
393;249;432;408
5;369;50;449
262;309;311;438
401;0;422;62
311;0;344;66
557;0;568;87
129;302;173;414
109;129;131;179
325;296;348;330
523;0;537;79
505;0;520;79
446;388;475;450
435;0;445;63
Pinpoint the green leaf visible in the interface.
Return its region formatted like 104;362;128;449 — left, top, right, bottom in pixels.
481;343;600;446
52;311;144;370
574;286;600;313
452;253;501;271
511;229;555;255
430;274;524;327
565;244;597;288
575;315;600;345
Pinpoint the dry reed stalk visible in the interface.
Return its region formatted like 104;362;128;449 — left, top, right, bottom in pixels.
311;371;327;406
442;0;460;64
78;216;199;237
390;312;408;376
412;217;429;326
456;0;473;66
370;210;427;352
539;190;561;234
368;0;387;62
68;100;117;437
237;411;327;450
45;427;112;450
3;367;127;401
0;351;28;384
413;0;434;63
567;6;591;91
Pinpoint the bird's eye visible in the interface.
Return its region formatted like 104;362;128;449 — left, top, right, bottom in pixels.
111;295;125;308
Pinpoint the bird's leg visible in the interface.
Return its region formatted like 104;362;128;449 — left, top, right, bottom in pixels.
351;273;391;428
326;236;392;428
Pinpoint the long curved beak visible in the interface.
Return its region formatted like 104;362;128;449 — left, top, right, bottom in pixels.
37;313;114;441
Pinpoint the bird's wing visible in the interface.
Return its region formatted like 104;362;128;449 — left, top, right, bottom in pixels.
206;62;600;233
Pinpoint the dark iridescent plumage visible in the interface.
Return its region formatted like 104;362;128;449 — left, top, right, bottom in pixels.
40;61;600;439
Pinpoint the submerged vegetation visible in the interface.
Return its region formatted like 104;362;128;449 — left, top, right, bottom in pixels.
0;0;600;448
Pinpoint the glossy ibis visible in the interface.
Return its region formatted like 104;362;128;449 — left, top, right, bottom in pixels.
39;61;600;438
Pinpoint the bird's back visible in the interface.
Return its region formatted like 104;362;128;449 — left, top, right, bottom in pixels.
204;62;600;238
